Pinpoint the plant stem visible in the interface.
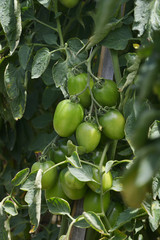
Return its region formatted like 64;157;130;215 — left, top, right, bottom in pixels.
58;215;68;238
99;143;111;231
54;0;64;46
81;160;99;169
34;18;58;32
108;140;118;161
44;160;67;174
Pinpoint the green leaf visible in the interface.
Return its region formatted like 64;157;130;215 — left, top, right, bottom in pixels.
31;48;51;79
18;45;32;70
83;211;107;234
37;0;54;10
102;25;132;50
4;64;27;120
105;161;115;173
0;0;22;54
68;164;93;182
11;168;30;187
4;200;18;216
0;202;11;239
152;174;160;200
120;53;141;91
148;120;160;140
47;197;71;215
42;86;61;110
31;112;53;129
66;151;82;168
149;200;160;231
86;0;124;49
67;140;86;156
52;60;69;98
111;177;123;192
133;0;160;40
59;235;66;240
20;170;42;233
74;215;90;229
111;208;146;231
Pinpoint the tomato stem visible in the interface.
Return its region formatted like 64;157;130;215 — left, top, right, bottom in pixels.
34;18;58;32
58;215;69;238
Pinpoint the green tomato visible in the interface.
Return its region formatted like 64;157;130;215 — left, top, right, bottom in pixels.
83;190;110;213
31;161;57;190
59;0;79;8
76;122;101;153
92;150;107;165
87;166;112;193
99;110;125;140
53;99;84;137
45;175;69;201
67;73;94;108
107;202;123;227
60;168;87;200
92;79;119;107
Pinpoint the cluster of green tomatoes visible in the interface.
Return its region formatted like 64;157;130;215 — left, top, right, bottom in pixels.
31;73;125;221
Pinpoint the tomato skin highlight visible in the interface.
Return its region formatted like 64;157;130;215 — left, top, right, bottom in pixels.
99;109;125;140
83;190;110;213
60;168;87;200
67;73;94;108
92;79;119;107
53;99;84;137
76;122;101;153
31;161;57;190
59;0;80;8
87;166;112;193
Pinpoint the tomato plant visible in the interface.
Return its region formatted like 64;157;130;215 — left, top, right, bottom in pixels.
76;121;101;153
1;0;160;239
53;99;84;137
83;190;110;213
99;110;125;140
31;160;57;190
92;79;119;107
67;73;94;108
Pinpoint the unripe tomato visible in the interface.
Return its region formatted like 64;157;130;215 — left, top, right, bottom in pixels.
59;0;80;8
87;166;112;193
53;99;84;137
31;161;57;190
99;110;125;140
76;122;101;153
67;73;94;108
92;79;119;107
60;168;87;200
45;174;69;201
83;190;110;213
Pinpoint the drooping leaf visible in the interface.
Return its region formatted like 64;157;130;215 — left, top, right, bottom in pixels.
36;0;54;10
66;151;82;168
0;202;11;240
133;0;160;40
20;170;42;233
67;140;86;156
68;164;93;182
4;64;27;120
111;208;146;231
149;200;160;231
18;45;33;70
31;48;51;79
47;197;71;216
102;25;132;50
11;168;30;187
4;200;18;216
74;215;90;229
148;120;160;140
83;211;107;234
0;0;22;54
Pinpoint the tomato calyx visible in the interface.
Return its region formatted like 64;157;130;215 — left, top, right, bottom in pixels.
69;95;80;104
